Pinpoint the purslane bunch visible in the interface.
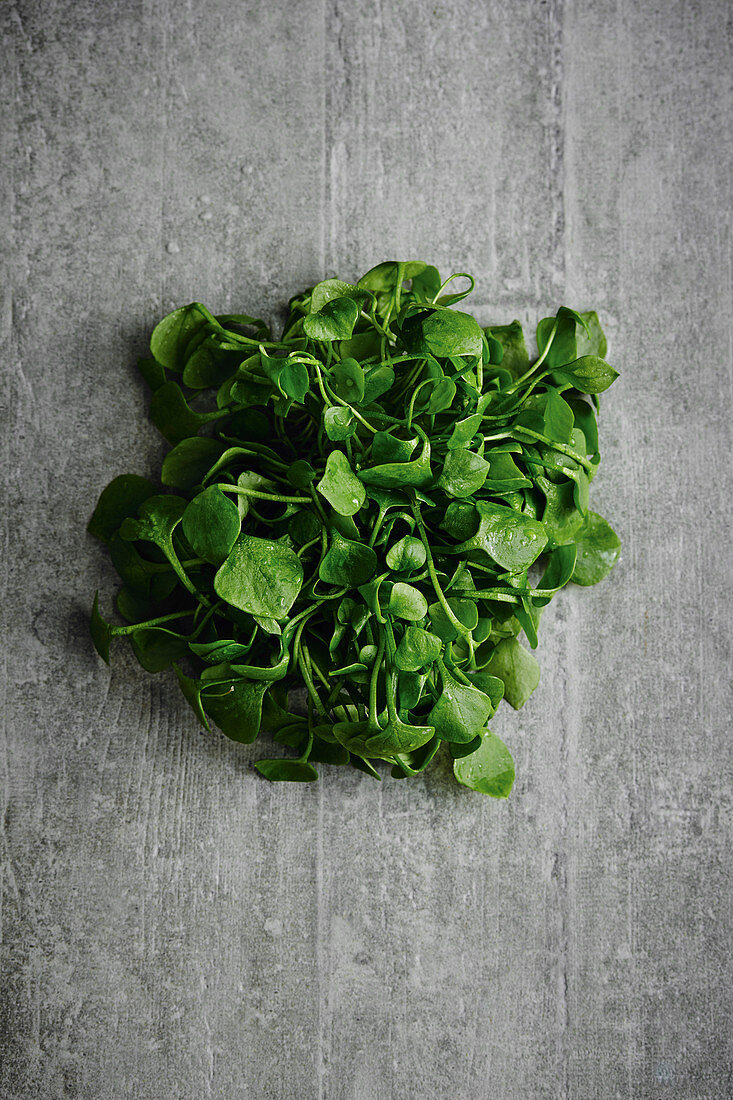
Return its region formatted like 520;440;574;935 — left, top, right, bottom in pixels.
89;261;620;796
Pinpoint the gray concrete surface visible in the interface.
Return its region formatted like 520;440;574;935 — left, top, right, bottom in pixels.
2;0;731;1097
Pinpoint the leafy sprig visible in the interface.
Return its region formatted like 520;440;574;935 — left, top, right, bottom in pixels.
89;261;620;797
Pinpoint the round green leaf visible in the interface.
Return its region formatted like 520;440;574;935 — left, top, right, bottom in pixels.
385;535;426;573
329;358;365;403
324;405;356;441
427;671;493;744
255;759;319;782
316;450;366;516
572;512;621;586
303;297;359;341
483;637;540;710
395;625;442;672
388;582;428;621
182;485;241;566
453;729;515;797
214;535;303;618
438;450;490;498
319;530;377;588
202;679;270;743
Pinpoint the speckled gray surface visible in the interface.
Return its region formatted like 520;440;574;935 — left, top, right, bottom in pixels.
2;1;731;1097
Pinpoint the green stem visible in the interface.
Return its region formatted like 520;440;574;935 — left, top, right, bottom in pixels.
164;539;210;608
405;379;434;431
510;428;594;471
299;643;329;718
312;360;378;434
409;498;471;641
383;617;401;723
219;485;309;505
504;319;558;394
110;608;194;637
368;507;387;548
368;628;386;724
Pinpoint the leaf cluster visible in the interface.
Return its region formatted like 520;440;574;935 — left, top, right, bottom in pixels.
89;263;620;796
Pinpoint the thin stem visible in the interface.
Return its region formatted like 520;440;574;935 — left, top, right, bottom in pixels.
312;360;378;434
504;319;558;394
431;271;475;304
409;498;471;641
110;608;194;637
510;428;594;471
219;485;309;505
369;628;386;724
405;379;433;431
298;643;328;718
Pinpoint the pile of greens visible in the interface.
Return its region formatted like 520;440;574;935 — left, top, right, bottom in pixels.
89;261;620;797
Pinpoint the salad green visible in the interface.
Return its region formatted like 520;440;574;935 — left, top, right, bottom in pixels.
89;261;620;796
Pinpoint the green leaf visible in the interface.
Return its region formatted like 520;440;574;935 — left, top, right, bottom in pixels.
453;729;515;797
484;637;541;709
388;582;428;621
427;598;478;642
189;639;255;664
137;356;166;391
316;450;366;516
450;501;547;572
536;306;588;370
358;434;432;489
324;405;356;441
259;349;310;403
120;494;187;553
362;365;395;404
329;358;365;403
567;398;598;454
310;279;370;313
88;474;157;543
395;625;442;672
363;716;435;758
401;307;483;358
542;389;574;444
484;321;529;377
161;437;224;490
150;303;211;372
286;460;317;489
131;627;188;673
150;381;224;444
425;376;456;415
255;759;319;782
371;432;416;464
449;734;482;760
576;310;607;358
182;485;241;566
319;530;377;587
537;477;586;549
202;679;270;743
556;355;619;394
438;449;490;498
90;592;112;663
446;414;482;450
174;665;210;729
484;450;532;492
427;668;493;743
303;297;360;341
334;716;434;761
385;535;426;573
182;340;237;389
214;535;303;617
465;671;504;711
572;512;621;586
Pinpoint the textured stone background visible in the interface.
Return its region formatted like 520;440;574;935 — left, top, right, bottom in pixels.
1;1;731;1097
